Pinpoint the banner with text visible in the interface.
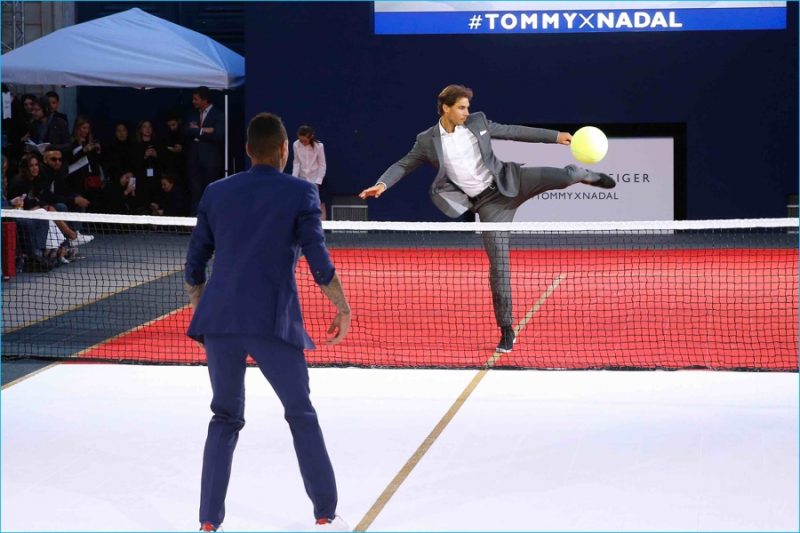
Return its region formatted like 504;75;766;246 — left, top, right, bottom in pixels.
487;137;675;222
374;1;786;35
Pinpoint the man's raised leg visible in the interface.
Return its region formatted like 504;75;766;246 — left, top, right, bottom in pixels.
512;165;616;207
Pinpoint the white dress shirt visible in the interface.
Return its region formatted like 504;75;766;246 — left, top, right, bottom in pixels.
200;104;213;127
438;121;494;197
291;140;327;185
194;104;213;142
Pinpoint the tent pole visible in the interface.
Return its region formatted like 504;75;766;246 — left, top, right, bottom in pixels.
224;92;229;177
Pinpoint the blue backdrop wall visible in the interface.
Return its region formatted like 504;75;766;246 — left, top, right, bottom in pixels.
245;2;797;221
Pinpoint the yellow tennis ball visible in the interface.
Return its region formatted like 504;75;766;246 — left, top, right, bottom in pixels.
570;126;608;164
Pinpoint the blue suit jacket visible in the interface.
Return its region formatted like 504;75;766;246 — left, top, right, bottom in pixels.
185;164;334;349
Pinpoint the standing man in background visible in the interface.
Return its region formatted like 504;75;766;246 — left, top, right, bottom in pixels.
46;91;69;130
185;112;351;532
184;86;224;215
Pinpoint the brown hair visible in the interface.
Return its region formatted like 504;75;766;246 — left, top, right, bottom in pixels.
135;120;154;143
18;153;40;181
192;86;212;103
437;84;473;115
33;96;52;118
297;124;317;147
247;113;287;160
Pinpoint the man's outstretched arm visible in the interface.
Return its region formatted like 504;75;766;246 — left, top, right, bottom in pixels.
481;112;571;145
360;138;428;198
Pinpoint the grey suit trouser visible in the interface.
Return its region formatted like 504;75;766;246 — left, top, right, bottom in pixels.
475;165;596;327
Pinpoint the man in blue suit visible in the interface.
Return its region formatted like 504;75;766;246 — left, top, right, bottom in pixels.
185;112;352;532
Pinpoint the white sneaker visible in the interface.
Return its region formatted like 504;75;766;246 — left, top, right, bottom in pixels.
70;233;94;246
315;515;349;531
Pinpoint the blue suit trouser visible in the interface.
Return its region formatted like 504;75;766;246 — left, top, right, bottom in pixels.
199;334;337;527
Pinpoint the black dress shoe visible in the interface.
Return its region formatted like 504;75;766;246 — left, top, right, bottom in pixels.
496;326;516;353
590;173;616;189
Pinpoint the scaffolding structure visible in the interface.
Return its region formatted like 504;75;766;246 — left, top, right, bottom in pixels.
1;1;26;53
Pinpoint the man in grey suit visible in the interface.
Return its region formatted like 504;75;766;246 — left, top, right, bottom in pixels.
360;84;615;353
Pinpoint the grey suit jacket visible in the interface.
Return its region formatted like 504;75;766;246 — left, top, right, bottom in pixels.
377;112;559;218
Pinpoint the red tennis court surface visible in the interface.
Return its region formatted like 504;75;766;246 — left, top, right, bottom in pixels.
80;248;799;370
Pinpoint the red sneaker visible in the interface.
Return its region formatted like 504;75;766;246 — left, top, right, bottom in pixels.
199;522;217;532
315;515;350;530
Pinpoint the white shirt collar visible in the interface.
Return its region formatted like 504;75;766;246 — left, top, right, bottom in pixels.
438;120;464;136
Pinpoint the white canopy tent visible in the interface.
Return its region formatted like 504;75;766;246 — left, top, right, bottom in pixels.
1;7;245;175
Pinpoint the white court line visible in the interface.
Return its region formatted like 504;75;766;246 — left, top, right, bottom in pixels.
354;274;566;532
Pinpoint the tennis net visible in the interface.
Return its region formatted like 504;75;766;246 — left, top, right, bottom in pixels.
2;210;797;370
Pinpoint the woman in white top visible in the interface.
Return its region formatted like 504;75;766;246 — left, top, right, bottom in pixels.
291;124;327;219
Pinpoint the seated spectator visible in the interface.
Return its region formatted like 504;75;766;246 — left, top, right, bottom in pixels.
104;168;137;215
131;119;163;210
5;92;34;165
4;154;90;271
40;148;93;248
21;93;36;115
26;95;70;153
66;115;104;212
2;153;55;272
103;122;134;185
46;91;69;130
163;115;186;183
41;146;91;213
8;153;47;210
10;153;93;247
149;174;189;217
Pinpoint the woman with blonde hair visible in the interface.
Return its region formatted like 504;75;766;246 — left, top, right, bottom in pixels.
66;115;104;210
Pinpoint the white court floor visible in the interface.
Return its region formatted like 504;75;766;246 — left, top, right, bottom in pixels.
1;365;797;532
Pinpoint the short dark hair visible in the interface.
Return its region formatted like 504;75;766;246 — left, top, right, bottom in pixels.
42;148;62;166
192;86;212;103
46;91;59;101
160;174;176;184
437;84;473;115
247;113;287;160
43;145;61;156
34;96;52;116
